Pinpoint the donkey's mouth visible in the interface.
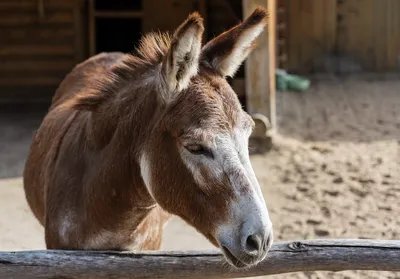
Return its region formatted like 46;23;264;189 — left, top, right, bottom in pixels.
221;246;248;268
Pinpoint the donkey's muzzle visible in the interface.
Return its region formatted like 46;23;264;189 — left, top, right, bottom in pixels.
220;225;273;268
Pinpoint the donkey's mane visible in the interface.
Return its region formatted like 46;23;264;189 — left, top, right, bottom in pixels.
135;32;171;66
68;32;172;111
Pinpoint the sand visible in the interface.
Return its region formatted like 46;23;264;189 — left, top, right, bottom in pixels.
0;77;399;278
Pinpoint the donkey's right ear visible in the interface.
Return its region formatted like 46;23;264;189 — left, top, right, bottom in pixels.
161;12;204;103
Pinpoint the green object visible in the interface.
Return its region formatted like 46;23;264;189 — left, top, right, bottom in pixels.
276;69;310;92
276;70;288;91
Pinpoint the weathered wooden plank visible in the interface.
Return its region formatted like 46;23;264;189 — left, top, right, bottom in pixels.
383;0;400;70
0;239;399;279
375;0;387;71
0;60;74;72
0;0;77;11
326;0;400;72
1;27;74;43
336;0;400;72
243;0;276;129
394;0;400;71
324;0;337;52
342;0;376;71
0;77;63;87
0;0;83;100
0;11;74;26
0;45;74;56
285;0;337;73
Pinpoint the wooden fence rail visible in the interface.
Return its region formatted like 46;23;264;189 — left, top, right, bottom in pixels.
1;239;399;279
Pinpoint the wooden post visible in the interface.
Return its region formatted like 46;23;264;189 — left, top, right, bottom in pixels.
248;0;276;129
243;0;276;153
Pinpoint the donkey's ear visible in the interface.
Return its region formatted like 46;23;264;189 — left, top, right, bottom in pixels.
201;7;268;78
162;12;204;101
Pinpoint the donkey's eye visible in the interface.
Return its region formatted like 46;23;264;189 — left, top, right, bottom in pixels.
185;144;213;158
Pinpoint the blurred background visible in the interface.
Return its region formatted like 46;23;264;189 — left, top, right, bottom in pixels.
0;1;399;279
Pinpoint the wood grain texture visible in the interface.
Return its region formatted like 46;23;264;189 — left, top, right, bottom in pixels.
1;239;399;279
0;0;85;96
285;0;400;73
285;0;337;73
0;11;74;26
0;0;77;11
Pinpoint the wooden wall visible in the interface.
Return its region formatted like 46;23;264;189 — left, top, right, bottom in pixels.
0;0;208;102
282;0;400;74
284;0;336;73
337;0;400;72
0;0;85;101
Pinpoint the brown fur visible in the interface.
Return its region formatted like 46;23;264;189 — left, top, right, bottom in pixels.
23;8;268;251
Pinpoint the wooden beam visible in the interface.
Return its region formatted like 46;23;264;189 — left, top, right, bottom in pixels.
243;0;277;129
1;239;399;279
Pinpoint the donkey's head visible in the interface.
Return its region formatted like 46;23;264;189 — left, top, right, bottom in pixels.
140;7;273;268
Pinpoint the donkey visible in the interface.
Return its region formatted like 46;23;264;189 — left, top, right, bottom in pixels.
23;7;273;268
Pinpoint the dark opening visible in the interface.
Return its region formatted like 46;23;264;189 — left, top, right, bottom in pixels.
95;18;142;54
94;0;143;54
95;0;142;11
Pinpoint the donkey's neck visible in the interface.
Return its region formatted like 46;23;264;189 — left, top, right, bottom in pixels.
81;80;167;240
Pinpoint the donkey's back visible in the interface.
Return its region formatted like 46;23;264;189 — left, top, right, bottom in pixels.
52;52;124;108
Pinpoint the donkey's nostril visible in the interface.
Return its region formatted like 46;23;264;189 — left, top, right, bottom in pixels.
263;233;273;251
246;234;262;253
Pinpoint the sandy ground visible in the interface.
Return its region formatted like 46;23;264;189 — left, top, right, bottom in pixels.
0;77;399;278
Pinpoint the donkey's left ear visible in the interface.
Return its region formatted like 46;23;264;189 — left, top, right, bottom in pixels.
201;7;268;78
162;12;204;102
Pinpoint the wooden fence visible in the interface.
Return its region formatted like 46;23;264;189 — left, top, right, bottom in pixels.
1;239;399;279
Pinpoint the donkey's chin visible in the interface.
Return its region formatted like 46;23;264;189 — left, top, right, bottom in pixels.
221;245;254;268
